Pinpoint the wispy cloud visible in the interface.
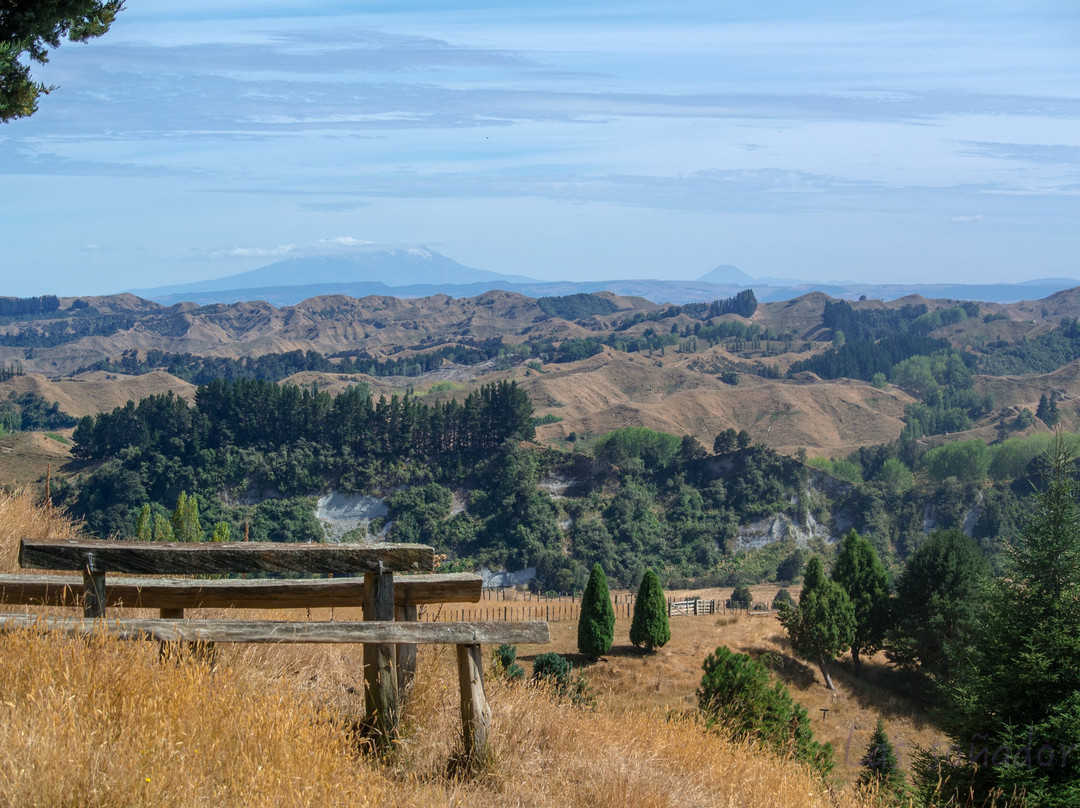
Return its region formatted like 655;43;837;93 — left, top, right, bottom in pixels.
207;237;404;260
959;141;1080;165
210;244;296;259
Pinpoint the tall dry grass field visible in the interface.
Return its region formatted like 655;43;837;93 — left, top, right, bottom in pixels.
0;488;887;807
0;486;82;573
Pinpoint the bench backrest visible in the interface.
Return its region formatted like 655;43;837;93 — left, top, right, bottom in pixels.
20;538;435;575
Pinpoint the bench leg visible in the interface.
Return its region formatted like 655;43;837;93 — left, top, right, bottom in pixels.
396;604;418;700
363;571;398;749
456;643;491;764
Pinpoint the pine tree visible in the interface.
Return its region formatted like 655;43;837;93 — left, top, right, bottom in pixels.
858;717;905;799
578;563;615;658
779;556;855;692
923;436;1080;806
630;568;670;651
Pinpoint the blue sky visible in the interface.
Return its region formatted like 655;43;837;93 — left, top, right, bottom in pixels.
2;0;1078;296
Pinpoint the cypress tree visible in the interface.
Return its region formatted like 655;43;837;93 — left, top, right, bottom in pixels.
578;563;615;658
630;568;670;651
779;556;855;692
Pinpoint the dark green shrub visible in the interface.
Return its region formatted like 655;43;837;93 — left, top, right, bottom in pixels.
698;646;833;774
578;563;615;657
629;568;670;651
532;651;572;686
532;652;595;708
729;584;753;609
771;588;795;610
494;643;525;681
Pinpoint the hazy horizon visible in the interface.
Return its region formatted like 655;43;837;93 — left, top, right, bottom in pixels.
2;1;1078;297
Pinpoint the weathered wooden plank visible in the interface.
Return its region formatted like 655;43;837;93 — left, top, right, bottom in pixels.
0;572;480;610
456;643;491;763
20;539;434;575
396;603;419;697
363;571;398;747
0;614;550;645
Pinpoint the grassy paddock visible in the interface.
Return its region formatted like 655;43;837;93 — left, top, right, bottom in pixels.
0;487;889;807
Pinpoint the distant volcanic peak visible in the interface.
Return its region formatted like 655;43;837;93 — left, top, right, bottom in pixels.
697;265;756;285
133;247;541;300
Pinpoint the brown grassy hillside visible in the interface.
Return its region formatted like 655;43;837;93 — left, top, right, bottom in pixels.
0;370;197;418
524;351;913;455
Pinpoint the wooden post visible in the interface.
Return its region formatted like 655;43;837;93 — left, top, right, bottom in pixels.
82;553;105;618
456;643;491;763
395;603;418;699
363;569;398;748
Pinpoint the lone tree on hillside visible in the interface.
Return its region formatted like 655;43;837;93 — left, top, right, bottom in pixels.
630;568;670;651
1;1;125;122
578;563;615;658
831;530;889;676
779;556;854;692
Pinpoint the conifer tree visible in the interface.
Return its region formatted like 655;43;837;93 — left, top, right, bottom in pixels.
630;568;670;651
578;563;615;658
858;717;905;799
831;530;889;676
779;555;854;691
922;437;1080;806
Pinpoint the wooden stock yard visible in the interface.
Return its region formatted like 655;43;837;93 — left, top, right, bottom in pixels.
5;538;550;761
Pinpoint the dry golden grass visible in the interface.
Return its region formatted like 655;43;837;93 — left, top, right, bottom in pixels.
0;486;83;573
0;488;893;807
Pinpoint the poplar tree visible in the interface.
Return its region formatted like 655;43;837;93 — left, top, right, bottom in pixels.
578;563;615;658
171;491;203;543
134;504;152;541
630;568;670;651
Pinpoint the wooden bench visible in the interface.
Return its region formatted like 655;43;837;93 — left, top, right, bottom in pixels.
5;538;550;760
0;570;484;695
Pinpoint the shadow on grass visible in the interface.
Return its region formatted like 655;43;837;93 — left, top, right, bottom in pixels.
825;657;943;731
517;643;652;670
745;643;818;689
